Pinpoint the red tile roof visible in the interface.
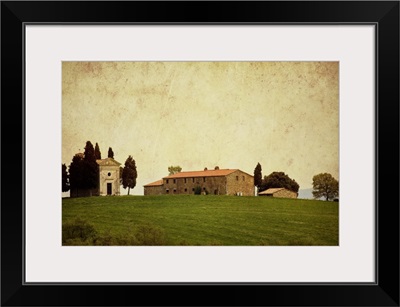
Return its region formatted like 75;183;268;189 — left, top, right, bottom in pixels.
143;179;163;187
163;169;238;179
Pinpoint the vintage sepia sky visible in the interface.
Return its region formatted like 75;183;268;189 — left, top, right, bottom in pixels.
62;61;339;196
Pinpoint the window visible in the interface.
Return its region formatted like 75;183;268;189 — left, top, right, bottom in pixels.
108;172;111;176
243;176;245;181
203;177;206;182
192;188;195;192
173;179;176;184
166;189;169;194
166;179;169;184
184;178;187;183
173;189;177;193
236;176;239;181
184;188;187;192
203;187;206;191
192;178;195;183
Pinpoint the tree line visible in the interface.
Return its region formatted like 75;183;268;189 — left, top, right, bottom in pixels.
62;141;138;195
253;162;338;201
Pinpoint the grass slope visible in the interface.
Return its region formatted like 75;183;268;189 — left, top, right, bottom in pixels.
62;195;338;246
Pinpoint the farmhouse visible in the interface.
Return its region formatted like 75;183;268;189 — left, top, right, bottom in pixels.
144;167;254;196
258;188;298;199
70;157;121;197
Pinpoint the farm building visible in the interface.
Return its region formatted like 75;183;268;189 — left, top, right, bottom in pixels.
143;180;164;195
70;157;121;197
258;188;298;199
144;167;254;196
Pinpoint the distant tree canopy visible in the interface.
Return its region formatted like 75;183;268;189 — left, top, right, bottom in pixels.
259;171;299;193
168;165;182;175
62;163;70;192
108;147;114;158
69;153;85;191
68;141;99;191
312;173;339;201
122;155;137;195
83;141;99;189
94;142;101;160
253;163;262;191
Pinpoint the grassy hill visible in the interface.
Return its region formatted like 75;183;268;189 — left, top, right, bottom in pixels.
62;195;338;246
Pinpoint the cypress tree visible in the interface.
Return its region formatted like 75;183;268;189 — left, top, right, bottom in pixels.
122;155;137;195
108;147;114;158
94;142;101;160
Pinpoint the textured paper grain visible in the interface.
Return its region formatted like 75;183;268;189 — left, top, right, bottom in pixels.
62;62;339;195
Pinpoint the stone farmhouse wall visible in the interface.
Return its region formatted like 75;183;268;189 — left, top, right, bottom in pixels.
273;188;298;198
144;185;164;195
225;170;254;196
163;176;227;195
146;169;254;196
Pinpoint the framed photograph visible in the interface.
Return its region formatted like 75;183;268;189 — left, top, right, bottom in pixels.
2;1;399;306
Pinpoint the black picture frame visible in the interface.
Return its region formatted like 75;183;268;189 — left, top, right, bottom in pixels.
1;1;399;306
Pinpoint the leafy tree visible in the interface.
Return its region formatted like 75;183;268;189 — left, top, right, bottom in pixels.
122;155;137;195
254;163;262;192
194;186;202;195
69;153;85;192
69;141;99;194
82;141;98;189
168;165;182;175
94;142;101;160
62;163;70;192
259;171;299;193
108;147;114;158
312;173;339;201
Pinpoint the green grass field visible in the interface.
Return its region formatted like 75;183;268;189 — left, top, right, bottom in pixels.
62;195;339;246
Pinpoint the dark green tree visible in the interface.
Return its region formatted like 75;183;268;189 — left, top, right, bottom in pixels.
253;163;262;192
108;147;114;158
259;171;300;193
68;153;85;193
82;141;98;189
194;186;202;195
168;165;182;175
122;155;137;195
94;142;101;160
312;173;339;201
62;163;70;192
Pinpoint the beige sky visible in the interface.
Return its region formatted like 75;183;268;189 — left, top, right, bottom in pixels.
62;61;339;195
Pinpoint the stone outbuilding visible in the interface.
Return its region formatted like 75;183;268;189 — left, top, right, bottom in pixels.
143;180;164;195
258;187;298;199
144;167;254;196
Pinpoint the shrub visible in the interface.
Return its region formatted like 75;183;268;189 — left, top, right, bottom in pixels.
94;231;139;246
135;223;166;245
62;218;97;245
194;186;202;195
